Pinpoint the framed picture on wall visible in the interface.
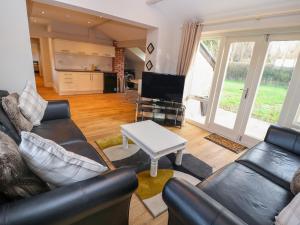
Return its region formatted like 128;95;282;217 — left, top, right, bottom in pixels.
146;60;153;71
147;43;155;54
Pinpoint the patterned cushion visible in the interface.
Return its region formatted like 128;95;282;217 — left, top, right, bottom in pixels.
19;82;48;126
19;132;108;187
2;93;33;133
275;193;300;225
0;131;49;200
291;169;300;195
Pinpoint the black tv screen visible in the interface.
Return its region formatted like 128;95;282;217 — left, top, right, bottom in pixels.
141;72;185;102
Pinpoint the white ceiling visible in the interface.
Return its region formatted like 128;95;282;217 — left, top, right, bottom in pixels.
29;2;147;42
95;21;147;42
152;0;300;22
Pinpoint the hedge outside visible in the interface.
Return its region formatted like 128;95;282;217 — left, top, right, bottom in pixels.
226;63;293;87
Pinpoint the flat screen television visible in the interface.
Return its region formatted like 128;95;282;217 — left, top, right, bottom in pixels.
141;72;185;103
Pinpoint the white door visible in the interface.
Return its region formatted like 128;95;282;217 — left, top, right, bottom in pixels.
207;34;300;146
208;36;267;142
242;35;300;146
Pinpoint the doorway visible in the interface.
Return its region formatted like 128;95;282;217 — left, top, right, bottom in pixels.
30;38;42;76
186;34;300;147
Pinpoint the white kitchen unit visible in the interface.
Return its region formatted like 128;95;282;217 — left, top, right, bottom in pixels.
58;72;77;93
91;73;103;91
53;39;115;57
57;71;104;95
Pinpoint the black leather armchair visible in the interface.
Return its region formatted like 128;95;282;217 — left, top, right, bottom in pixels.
163;178;246;225
0;168;138;225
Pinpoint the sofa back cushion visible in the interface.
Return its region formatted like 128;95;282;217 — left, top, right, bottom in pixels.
0;193;8;204
265;125;300;155
0;91;21;144
199;163;293;225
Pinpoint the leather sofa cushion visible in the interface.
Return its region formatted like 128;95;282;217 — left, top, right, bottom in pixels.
0;91;9;97
237;142;300;190
32;119;86;145
265;125;300;155
62;141;108;167
198;163;293;225
0;193;8;204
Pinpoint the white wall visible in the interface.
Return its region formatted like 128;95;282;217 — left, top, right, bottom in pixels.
0;1;35;93
55;54;112;71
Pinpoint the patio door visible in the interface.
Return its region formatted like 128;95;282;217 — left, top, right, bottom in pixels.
208;35;300;146
242;36;300;146
208;36;267;143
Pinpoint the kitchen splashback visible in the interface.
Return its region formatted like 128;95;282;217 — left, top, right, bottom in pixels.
55;53;112;71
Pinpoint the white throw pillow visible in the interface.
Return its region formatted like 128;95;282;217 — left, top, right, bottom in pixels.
19;81;48;126
275;193;300;225
19;132;108;187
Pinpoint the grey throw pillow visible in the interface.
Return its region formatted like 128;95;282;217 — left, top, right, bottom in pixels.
2;93;33;133
19;82;48;126
0;131;49;200
291;169;300;195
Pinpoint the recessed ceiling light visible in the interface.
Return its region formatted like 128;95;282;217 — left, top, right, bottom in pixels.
41;11;45;14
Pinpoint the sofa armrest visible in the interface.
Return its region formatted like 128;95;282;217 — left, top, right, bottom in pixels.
0;168;138;225
42;100;71;121
265;125;300;155
163;178;246;225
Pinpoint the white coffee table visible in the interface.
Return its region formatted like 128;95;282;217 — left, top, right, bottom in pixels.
121;120;187;177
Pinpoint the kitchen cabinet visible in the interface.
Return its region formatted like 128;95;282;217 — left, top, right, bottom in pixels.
53;39;115;57
91;73;104;91
58;72;77;92
57;71;104;95
77;73;93;92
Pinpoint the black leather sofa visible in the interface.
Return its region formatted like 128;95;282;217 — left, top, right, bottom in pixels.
0;90;138;225
163;125;300;225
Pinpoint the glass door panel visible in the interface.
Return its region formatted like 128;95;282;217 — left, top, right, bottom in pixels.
214;42;255;129
185;39;221;124
245;41;300;139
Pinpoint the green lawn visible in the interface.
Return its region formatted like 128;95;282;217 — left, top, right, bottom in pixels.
219;80;288;123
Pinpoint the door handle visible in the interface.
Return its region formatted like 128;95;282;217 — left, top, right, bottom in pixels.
240;88;249;99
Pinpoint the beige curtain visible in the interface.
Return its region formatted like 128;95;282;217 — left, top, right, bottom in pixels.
177;21;203;76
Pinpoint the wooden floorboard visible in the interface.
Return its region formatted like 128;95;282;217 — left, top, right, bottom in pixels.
36;76;241;225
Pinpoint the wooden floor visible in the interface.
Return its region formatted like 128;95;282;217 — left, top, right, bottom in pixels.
36;76;240;225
